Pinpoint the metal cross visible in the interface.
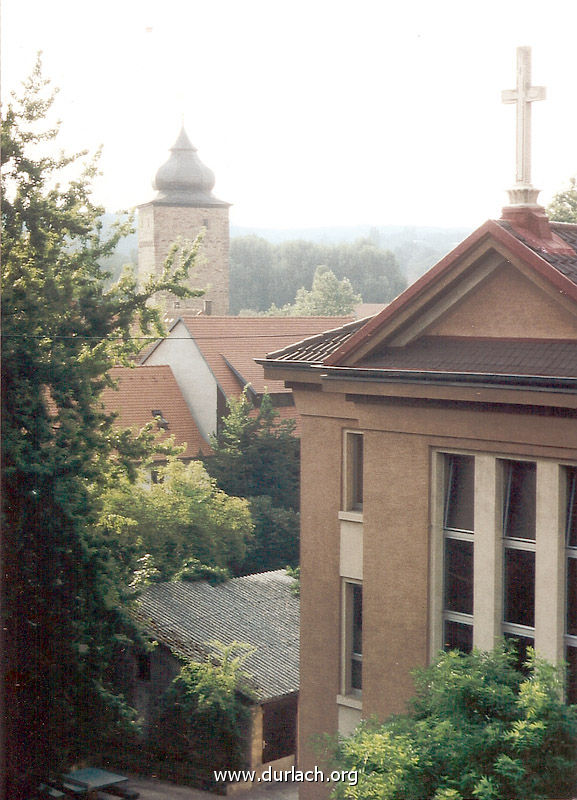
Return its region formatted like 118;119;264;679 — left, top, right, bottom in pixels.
502;46;545;201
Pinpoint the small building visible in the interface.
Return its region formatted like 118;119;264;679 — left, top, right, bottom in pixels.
131;570;299;778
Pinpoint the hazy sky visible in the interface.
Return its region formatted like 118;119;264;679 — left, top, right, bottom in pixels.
3;0;577;229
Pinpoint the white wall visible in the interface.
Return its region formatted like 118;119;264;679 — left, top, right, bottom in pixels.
143;320;219;440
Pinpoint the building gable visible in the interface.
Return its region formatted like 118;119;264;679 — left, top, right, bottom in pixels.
141;319;219;440
326;221;577;366
412;260;577;341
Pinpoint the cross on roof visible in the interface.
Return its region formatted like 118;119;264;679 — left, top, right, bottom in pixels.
502;46;546;206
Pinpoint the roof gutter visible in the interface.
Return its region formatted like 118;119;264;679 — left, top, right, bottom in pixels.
318;366;577;394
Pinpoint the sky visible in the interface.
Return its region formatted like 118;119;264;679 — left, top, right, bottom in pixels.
2;0;577;229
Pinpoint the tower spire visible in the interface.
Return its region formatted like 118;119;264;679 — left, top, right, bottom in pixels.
501;46;546;206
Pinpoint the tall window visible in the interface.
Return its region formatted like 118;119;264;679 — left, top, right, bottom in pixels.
343;581;362;695
502;460;536;667
344;432;363;512
566;467;577;702
443;454;474;653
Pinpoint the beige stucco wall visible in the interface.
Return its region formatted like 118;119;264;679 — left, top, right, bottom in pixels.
425;262;577;339
295;382;577;800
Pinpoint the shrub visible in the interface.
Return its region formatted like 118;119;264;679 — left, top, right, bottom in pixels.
330;644;577;800
147;642;255;788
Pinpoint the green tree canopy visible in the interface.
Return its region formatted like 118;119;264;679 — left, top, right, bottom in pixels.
97;460;253;582
204;392;300;573
330;645;577;800
206;391;299;510
260;265;361;316
547;177;577;223
147;642;255;786
230;235;406;313
1;60;201;796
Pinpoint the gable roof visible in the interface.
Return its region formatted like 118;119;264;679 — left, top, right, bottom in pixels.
134;570;299;702
101;365;212;459
325;219;577;367
498;220;577;285
262;216;577;394
172;315;355;395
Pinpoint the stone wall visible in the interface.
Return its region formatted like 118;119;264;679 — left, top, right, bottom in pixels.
138;202;229;315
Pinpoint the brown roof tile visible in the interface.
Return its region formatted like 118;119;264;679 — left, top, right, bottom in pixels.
101;365;212;459
174;316;354;396
358;337;577;378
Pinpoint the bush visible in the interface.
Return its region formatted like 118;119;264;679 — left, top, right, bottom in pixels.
330;644;577;800
147;642;254;788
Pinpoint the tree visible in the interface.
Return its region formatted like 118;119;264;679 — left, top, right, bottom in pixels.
229;235;275;314
290;265;361;315
97;460;253;582
206;391;299;510
1;60;202;796
147;642;255;786
251;266;361;317
204;392;300;573
243;495;299;574
231;235;406;314
547;177;577;223
330;645;577;800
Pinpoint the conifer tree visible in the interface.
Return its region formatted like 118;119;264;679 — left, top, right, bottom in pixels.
204;392;300;573
1;59;201;797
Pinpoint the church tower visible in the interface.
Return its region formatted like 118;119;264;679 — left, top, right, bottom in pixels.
138;127;230;315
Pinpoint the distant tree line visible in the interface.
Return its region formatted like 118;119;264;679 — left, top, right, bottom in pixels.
230;236;407;314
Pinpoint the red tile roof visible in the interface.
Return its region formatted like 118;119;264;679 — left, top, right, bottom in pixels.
101;365;212;459
162;316;354;397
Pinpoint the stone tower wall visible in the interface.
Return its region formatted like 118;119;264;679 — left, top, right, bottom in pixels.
138;203;229;316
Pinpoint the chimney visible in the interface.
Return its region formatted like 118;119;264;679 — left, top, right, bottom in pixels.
203;299;213;316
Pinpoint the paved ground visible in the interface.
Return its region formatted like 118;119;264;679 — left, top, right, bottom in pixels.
125;775;298;800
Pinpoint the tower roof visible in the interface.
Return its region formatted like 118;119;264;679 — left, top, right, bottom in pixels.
151;126;229;207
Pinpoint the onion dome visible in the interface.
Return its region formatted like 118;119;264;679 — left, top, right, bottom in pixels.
152;127;228;207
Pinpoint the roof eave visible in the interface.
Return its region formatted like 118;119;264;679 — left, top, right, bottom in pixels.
319;365;577;393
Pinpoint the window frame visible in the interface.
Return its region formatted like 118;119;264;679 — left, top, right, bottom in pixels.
343;431;364;513
442;453;475;653
341;579;362;698
565;467;577;701
501;459;536;649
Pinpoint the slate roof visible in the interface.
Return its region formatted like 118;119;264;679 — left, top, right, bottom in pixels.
101;365;212;459
358;337;577;378
499;220;577;286
134;570;299;702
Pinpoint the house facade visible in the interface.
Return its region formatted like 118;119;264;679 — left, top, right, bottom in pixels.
262;207;577;796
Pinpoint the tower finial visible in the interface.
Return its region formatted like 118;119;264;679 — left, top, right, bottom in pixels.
502;46;546;206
